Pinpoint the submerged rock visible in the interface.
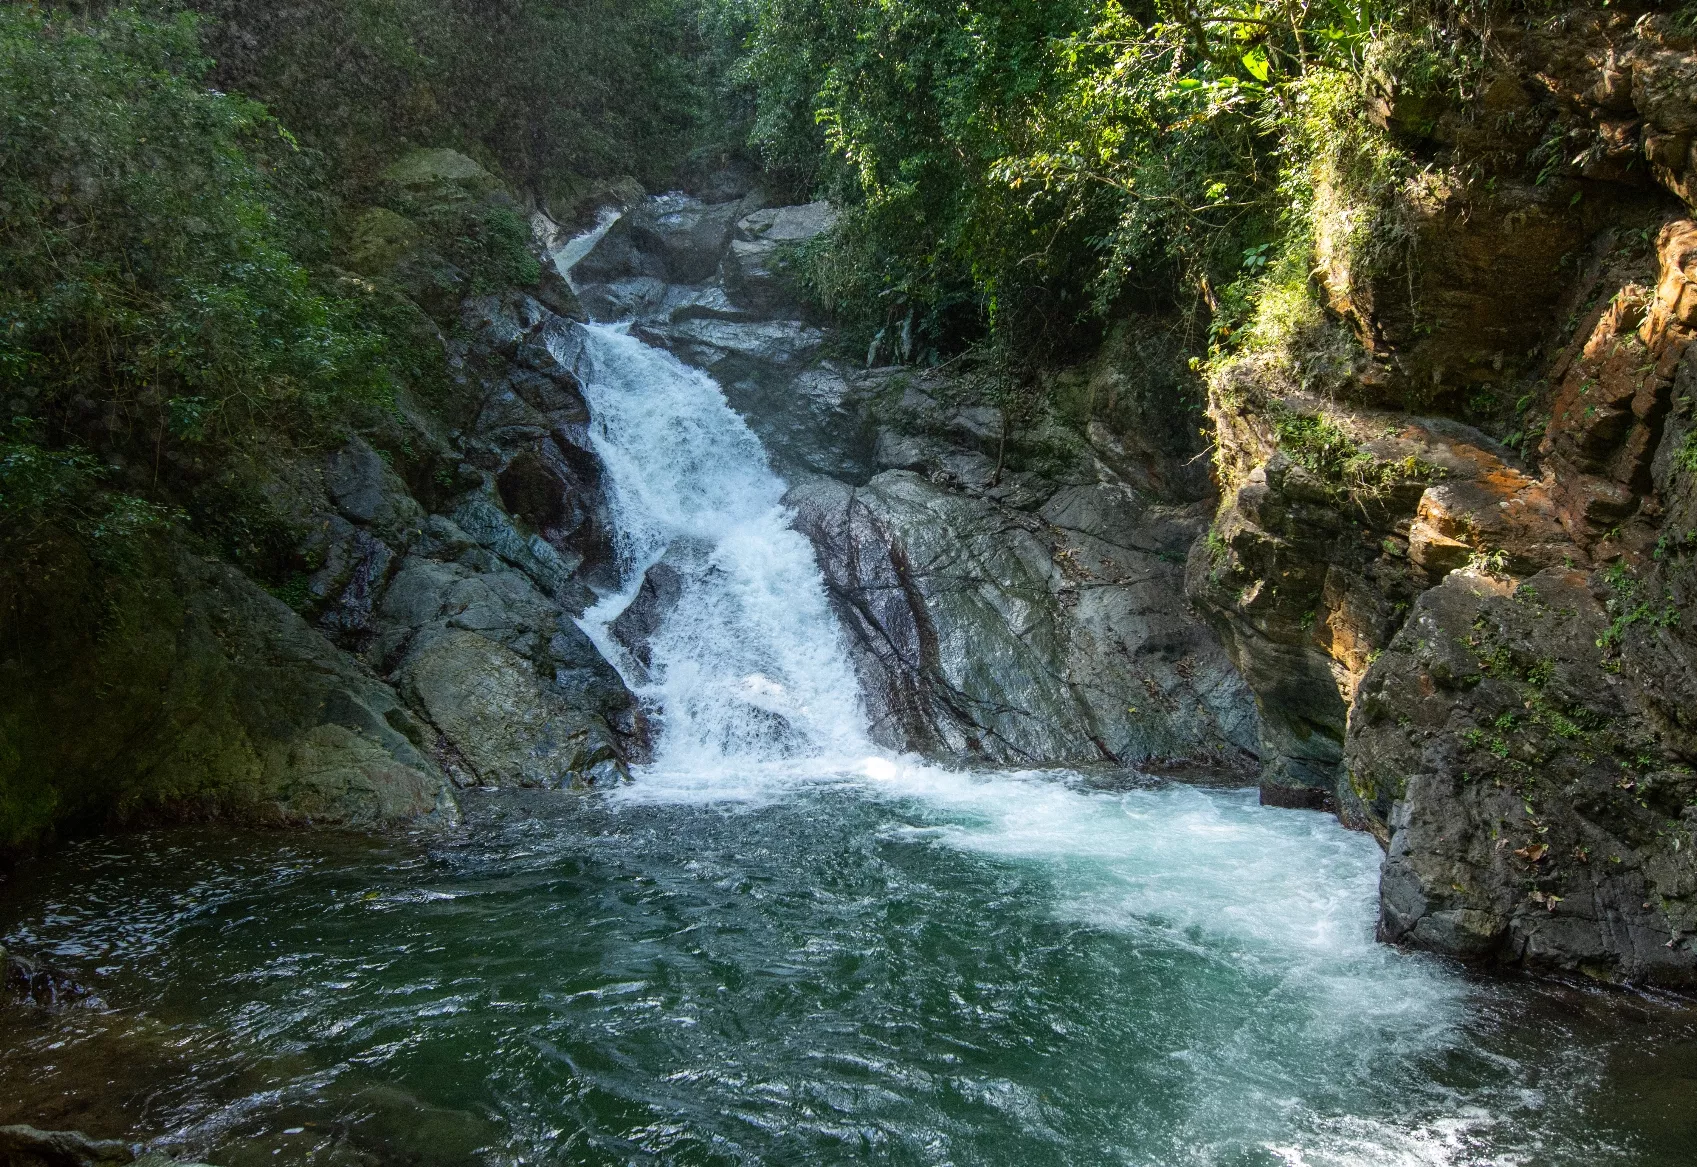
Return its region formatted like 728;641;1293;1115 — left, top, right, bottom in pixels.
0;1127;216;1167
2;947;97;1010
0;1127;133;1167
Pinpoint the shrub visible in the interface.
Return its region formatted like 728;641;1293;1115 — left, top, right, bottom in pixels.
0;5;390;463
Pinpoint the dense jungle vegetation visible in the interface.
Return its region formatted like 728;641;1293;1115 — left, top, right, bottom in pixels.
0;0;1622;841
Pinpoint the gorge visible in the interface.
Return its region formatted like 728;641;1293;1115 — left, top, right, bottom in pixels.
6;2;1697;1164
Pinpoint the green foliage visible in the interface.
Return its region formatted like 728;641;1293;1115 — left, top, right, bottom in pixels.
0;5;390;459
186;0;715;197
1269;405;1439;498
1596;560;1681;653
0;436;177;581
735;0;1452;381
742;0;1108;370
1674;427;1697;477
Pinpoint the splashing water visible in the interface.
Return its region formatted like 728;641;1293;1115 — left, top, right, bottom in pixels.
560;323;870;781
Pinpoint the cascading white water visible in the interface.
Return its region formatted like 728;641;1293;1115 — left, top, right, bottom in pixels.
534;233;1523;1167
561;323;871;779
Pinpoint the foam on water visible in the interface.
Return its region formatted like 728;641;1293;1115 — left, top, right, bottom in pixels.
524;283;1635;1165
563;323;869;777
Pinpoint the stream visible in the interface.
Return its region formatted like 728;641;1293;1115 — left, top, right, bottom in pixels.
3;324;1695;1166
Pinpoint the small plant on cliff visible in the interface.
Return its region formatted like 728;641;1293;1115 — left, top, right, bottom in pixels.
1270;405;1438;499
1674;429;1697;478
1596;561;1681;654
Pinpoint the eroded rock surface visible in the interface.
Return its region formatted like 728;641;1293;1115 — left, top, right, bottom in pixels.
1189;16;1697;980
1353;567;1697;984
792;473;1257;770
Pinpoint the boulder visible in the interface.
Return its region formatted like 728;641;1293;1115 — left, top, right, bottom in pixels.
379;551;643;787
789;472;1258;770
1351;567;1697;986
631;194;747;284
610;561;686;672
721;202;837;313
0;1127;215;1167
0;547;457;848
0;1127;132;1167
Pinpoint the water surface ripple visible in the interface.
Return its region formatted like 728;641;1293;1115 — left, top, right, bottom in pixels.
4;772;1694;1166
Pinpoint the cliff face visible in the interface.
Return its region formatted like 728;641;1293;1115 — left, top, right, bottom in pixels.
1189;6;1697;984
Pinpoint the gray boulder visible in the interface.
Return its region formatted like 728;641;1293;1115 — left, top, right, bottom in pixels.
631;194;748;284
789;472;1259;770
721;201;837;313
610;561;686;673
378;550;643;788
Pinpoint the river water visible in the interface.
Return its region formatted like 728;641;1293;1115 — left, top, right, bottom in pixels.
3;327;1695;1166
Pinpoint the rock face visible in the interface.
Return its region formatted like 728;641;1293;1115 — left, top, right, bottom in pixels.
1354;567;1697;985
1190;397;1583;808
571;196;1261;775
0;544;456;837
791;473;1258;769
2;207;648;847
1188;9;1697;983
304;290;648;792
1345;279;1697;984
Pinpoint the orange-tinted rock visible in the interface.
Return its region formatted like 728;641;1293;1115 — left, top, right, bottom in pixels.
1542;220;1697;542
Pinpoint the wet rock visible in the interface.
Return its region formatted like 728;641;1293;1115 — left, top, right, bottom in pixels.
0;1127;132;1167
0;1128;216;1167
790;473;1259;771
1350;567;1697;987
3;948;97;1009
378;547;644;788
578;276;667;323
637;317;825;371
396;627;634;788
631;194;748;284
610;561;686;672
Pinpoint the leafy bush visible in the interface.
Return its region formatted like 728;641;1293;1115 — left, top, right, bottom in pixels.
733;0;1486;398
0;6;389;462
186;0;715;198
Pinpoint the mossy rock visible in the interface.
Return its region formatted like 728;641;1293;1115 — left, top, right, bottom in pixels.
0;543;455;851
382;148;496;192
347;207;420;277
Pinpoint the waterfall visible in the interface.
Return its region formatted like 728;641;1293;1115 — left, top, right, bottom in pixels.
556;323;871;781
534;206;623;284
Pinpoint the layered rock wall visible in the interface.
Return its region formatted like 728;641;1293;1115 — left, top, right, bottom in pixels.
1189;6;1697;983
